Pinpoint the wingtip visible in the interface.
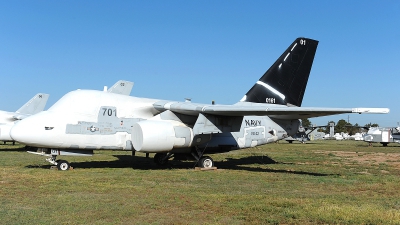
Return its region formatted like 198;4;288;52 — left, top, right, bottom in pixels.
352;108;390;114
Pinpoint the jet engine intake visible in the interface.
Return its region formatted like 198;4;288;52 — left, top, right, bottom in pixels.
132;120;193;152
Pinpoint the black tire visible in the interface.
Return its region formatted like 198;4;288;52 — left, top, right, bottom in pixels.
154;153;168;165
57;160;70;171
198;156;214;168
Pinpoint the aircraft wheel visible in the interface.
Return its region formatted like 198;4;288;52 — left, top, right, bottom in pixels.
57;160;70;171
198;156;214;168
154;153;168;165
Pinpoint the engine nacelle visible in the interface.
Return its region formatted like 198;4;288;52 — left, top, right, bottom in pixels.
132;120;193;152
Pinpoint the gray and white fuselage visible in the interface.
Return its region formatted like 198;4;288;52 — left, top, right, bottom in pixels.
11;89;297;153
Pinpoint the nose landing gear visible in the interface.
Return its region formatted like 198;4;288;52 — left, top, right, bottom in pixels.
45;155;71;171
28;149;93;170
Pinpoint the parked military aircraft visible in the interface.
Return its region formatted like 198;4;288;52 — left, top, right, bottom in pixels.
364;126;400;146
106;80;134;95
0;93;49;144
10;37;389;170
285;125;327;143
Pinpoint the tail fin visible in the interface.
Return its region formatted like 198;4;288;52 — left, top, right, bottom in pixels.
107;80;134;95
240;37;318;107
16;93;49;115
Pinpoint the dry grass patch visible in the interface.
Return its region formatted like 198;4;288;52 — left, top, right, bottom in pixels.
316;151;400;169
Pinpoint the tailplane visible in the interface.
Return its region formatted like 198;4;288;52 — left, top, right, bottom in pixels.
240;37;318;107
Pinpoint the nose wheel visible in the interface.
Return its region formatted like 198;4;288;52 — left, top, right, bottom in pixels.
57;160;71;171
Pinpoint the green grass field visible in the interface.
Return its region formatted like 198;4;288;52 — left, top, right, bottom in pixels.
1;140;400;224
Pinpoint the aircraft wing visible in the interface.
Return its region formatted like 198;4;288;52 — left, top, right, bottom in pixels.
153;101;389;119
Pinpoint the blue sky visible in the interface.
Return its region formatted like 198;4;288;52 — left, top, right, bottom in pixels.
0;1;399;127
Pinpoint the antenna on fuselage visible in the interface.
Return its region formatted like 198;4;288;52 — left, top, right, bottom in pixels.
103;86;108;92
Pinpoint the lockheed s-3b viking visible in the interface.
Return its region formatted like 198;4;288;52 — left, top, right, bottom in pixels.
10;37;389;170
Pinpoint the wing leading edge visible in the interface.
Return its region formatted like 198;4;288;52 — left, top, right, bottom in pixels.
153;101;389;119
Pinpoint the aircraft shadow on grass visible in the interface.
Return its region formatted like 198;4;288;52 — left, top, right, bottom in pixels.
0;147;27;152
25;154;337;176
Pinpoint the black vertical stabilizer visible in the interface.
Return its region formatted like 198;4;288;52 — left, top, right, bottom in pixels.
241;37;318;107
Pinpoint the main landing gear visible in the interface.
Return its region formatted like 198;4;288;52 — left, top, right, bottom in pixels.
198;156;214;168
192;146;214;168
153;152;172;166
153;147;214;168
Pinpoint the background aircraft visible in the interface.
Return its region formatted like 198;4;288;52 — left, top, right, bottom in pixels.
10;37;389;170
285;125;327;143
0;93;49;144
364;126;400;146
106;80;134;96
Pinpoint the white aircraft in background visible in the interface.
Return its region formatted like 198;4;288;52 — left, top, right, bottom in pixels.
10;37;389;170
350;133;364;141
333;133;344;141
364;126;400;146
0;93;49;144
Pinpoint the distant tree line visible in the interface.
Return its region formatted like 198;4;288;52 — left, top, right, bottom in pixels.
301;118;378;135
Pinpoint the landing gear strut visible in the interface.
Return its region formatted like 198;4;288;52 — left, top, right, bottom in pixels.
191;147;214;168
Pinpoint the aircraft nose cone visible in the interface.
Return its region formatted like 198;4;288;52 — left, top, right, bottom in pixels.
11;111;64;148
10;119;34;145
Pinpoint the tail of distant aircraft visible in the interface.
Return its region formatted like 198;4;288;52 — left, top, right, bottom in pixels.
107;80;134;95
15;93;49;116
240;37;318;107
